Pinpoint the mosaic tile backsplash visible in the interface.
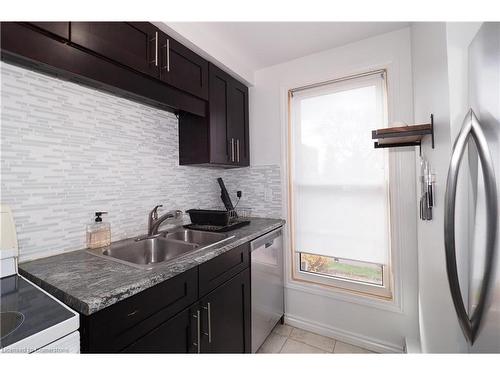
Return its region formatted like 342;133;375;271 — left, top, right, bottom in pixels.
1;62;282;261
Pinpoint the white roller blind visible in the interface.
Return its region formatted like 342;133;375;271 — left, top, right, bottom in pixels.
291;72;390;264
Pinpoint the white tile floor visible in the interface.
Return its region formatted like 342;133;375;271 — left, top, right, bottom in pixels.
256;323;375;354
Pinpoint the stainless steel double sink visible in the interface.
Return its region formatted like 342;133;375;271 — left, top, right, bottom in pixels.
87;229;233;269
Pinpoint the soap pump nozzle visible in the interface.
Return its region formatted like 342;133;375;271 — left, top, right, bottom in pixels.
94;211;108;222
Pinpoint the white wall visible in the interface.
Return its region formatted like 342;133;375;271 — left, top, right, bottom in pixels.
410;22;481;353
250;28;419;352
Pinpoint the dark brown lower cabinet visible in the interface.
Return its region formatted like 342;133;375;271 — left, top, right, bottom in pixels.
80;243;252;353
80;267;199;353
122;268;251;354
200;268;251;353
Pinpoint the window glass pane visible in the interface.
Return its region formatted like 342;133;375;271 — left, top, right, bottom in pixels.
291;74;389;265
299;252;384;286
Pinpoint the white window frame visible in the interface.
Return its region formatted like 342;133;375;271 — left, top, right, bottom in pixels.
287;69;394;300
295;253;393;299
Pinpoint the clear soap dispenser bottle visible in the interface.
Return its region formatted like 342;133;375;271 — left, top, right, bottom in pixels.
86;211;111;249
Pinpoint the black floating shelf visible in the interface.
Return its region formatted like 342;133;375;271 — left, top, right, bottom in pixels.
372;114;434;154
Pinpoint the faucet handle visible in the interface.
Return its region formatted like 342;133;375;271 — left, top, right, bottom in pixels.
151;204;163;220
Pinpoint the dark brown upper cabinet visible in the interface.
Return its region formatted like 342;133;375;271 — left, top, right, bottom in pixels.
179;63;249;167
1;22;206;116
27;22;69;40
71;22;160;79
209;64;232;165
159;34;208;100
1;22;250;165
70;23;208;100
227;77;250;166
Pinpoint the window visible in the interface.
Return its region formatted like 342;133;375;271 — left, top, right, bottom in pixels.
288;71;392;299
300;253;384;286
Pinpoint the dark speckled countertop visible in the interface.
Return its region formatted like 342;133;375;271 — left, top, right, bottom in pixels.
19;217;285;316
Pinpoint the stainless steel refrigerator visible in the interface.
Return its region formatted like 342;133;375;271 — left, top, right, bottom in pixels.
444;22;500;353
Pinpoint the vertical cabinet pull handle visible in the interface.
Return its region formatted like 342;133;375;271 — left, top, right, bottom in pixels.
166;39;170;72
161;39;170;72
151;31;158;67
192;309;201;353
236;139;240;163
230;138;235;162
202;303;212;343
444;109;498;344
160;39;170;73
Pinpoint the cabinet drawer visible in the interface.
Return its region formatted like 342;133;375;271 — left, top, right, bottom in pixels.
82;267;198;353
122;303;198;353
198;243;250;297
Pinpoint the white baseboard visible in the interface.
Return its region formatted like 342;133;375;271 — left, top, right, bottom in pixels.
404;336;422;353
285;313;404;353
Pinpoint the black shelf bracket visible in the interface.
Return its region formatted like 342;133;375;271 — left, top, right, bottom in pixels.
430;113;435;149
373;114;435;156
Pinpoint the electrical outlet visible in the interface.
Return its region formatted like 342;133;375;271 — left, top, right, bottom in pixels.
237;190;242;198
264;187;272;202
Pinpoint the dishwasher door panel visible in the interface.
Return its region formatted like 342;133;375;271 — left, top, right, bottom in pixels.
251;228;284;353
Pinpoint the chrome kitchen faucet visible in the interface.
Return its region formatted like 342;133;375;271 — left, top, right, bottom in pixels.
147;205;183;236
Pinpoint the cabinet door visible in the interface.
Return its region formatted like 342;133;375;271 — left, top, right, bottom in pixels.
200;268;251;353
228;79;250;166
122;305;199;353
208;63;232;164
28;22;69;40
70;22;159;78
160;35;208;100
179;63;249;167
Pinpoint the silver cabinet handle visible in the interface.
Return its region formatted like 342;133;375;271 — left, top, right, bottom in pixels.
444;109;498;344
166;38;170;72
161;40;170;72
230;138;235;162
236;139;240;163
202;303;212;343
192;309;201;353
150;31;158;67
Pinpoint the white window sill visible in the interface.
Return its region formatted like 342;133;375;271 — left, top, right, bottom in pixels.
286;278;404;314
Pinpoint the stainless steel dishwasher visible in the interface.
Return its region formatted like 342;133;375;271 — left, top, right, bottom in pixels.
250;227;284;353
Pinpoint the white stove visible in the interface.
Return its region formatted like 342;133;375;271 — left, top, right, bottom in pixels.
0;204;80;353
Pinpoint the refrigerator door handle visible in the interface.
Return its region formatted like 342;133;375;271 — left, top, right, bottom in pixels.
444;109;498;344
